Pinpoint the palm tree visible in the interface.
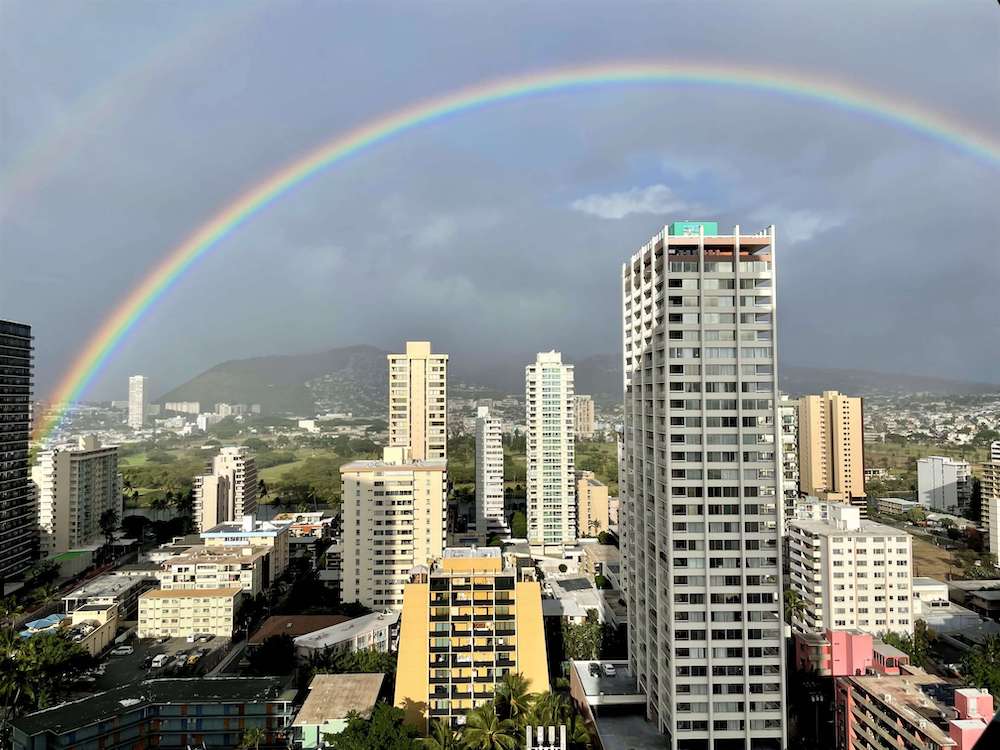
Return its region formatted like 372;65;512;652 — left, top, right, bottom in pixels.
784;588;806;626
238;726;266;750
419;719;459;749
495;672;534;725
461;704;517;750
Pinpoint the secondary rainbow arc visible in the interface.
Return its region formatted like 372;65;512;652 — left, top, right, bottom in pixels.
35;60;1000;443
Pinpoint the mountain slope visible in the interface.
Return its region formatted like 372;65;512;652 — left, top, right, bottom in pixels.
159;346;998;416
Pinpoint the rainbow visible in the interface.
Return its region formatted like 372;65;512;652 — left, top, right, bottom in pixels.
35;60;1000;443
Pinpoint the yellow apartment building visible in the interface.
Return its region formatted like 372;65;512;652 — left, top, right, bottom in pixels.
799;390;866;510
575;471;610;538
394;548;548;732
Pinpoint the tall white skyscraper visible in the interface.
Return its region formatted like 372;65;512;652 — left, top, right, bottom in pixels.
193;446;258;532
621;222;785;749
474;405;506;534
525;351;575;547
34;436;122;557
388;341;448;461
917;456;971;513
128;375;146;430
574;394;595;439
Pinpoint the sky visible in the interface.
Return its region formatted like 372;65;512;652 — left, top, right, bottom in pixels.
2;0;998;401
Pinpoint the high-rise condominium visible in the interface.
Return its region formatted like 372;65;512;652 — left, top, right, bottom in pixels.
798;391;866;513
0;320;36;580
193;446;258;532
982;461;1000;554
917;456;971;514
574;394;595;439
388;341;448;461
394;548;548;731
34;436;122;557
340;447;447;610
474;406;506;534
525;351;575;548
778;395;800;529
128;375;146;430
621;222;785;749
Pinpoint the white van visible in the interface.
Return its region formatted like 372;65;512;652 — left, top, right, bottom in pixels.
151;654;170;668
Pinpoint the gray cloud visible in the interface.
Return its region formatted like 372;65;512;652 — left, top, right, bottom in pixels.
1;0;998;400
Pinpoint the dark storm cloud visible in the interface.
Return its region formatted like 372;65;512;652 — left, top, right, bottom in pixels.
1;0;997;400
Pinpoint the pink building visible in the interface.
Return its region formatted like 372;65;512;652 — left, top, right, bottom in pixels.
835;672;993;750
794;629;880;677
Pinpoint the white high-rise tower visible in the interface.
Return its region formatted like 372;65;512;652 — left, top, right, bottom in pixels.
128;375;146;430
475;406;506;534
525;351;575;547
621;222;786;749
193;446;258;532
387;341;448;461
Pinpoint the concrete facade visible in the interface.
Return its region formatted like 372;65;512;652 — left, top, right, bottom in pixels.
789;503;913;636
0;320;36;580
526;351;575;548
34;436;121;558
576;471;610;538
340;447;447;610
574;394;595;439
474;406;506;534
193;446;258;533
388;341;448;461
394;549;549;731
799;391;866;513
137;586;241;638
127;375;146;430
917;456;971;514
620;223;786;749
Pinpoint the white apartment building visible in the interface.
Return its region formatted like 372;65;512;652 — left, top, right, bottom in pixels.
788;503;913;636
164;401;200;414
917;456;971;513
621;222;785;749
127;375;146;430
193;446;258;532
34;436;122;557
475;405;506;534
156;545;270;597
981;461;1000;554
340;447;447;610
779;395;799;532
991;441;1000;464
200;515;290;583
526;352;576;548
388;341;448;461
293;611;400;658
574;394;595;439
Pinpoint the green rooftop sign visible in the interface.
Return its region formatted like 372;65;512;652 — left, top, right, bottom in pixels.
669;221;718;236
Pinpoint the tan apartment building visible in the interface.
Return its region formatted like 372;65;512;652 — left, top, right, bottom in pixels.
157;545;270;597
575;471;609;538
574;394;595;439
137;587;241;638
394;548;548;732
388;341;448;461
200;515;290;583
789;503;912;636
341;447;447;610
34;435;122;557
799;391;866;512
193;446;258;532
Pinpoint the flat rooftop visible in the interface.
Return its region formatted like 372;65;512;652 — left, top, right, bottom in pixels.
249;615;354;646
63;573;147;600
201;520;286;536
141;587;241;599
572;661;645;705
444;546;501;559
591;713;666;750
790;517;907;538
292;673;384;726
167;545;271;565
340;458;447;472
948;580;1000;591
14;678;292;736
844;672;954;745
293;611;399;650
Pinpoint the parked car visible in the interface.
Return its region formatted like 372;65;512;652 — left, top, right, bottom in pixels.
196;634;215;643
601;663;617;677
111;645;134;656
151;654;170;669
157;635;170;644
588;663;601;676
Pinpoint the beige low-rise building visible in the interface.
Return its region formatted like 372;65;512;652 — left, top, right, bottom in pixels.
67;603;120;656
200;515;290;583
576;471;610;538
137;587;241;639
580;543;620;579
157;545;270;597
